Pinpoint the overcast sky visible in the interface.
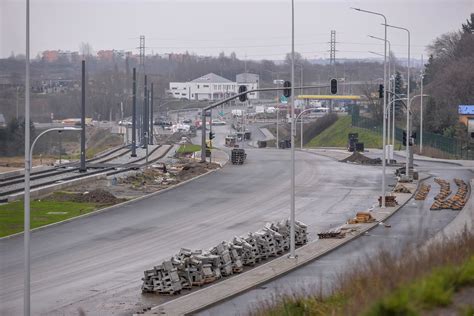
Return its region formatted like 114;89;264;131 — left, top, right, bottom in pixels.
1;0;472;60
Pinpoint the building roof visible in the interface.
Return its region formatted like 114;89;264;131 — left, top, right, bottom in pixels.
191;73;233;83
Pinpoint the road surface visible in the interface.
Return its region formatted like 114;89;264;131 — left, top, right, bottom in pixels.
0;143;392;315
199;155;473;316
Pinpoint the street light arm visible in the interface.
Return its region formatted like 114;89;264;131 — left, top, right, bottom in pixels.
295;108;312;120
30;127;82;165
351;8;387;24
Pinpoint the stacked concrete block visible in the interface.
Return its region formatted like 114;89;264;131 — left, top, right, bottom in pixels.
142;219;309;295
141;261;183;295
294;220;308;245
232;236;257;266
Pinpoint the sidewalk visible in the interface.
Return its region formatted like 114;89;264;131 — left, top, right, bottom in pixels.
393;150;474;169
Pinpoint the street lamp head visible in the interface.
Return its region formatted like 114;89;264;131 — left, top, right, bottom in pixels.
62;127;82;131
350;7;361;11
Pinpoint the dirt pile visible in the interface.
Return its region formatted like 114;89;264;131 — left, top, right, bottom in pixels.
75;189;125;204
173;161;219;181
120;167;175;189
47;189;125;205
340;152;382;165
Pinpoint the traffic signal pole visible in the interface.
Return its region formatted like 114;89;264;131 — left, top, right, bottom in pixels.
199;84;329;163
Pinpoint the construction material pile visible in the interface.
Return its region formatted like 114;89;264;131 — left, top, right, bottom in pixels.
430;178;452;210
431;178;469;210
347;211;376;224
393;184;412;194
340;152;382;165
141;219;308;295
318;228;345;239
378;195;398;207
415;183;431;200
231;148;246;165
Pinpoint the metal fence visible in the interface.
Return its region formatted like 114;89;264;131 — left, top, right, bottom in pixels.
351;112;474;160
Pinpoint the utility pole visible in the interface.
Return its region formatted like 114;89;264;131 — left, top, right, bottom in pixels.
131;67;137;157
420;55;424;154
143;75;148;147
150;83;154;145
80;60;86;172
16;86;20;119
329;30;336;65
138;35;145;145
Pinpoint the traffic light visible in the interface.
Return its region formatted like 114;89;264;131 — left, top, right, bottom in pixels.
238;85;247;102
330;78;337;95
283;81;291;97
411;131;417;140
402;131;407;145
209;131;215;140
378;84;384;99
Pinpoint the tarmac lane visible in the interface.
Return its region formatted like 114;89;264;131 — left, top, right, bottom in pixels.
0;148;389;315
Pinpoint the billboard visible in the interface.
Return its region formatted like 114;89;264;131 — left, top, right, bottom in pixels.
458;105;474;115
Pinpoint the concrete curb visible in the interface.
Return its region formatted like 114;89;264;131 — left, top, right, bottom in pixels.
0;166;225;241
145;181;418;315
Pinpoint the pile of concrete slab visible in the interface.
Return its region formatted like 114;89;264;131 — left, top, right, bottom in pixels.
141;219;308;295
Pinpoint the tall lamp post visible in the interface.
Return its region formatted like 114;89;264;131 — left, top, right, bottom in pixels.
369;50;391;154
385;23;410;178
369;35;393;149
420;71;425;153
24;0;31;314
24;127;82;315
289;0;296;258
352;7;388;208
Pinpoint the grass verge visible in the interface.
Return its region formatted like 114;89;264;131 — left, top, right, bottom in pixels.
177;144;201;153
0;199;99;237
305;116;402;149
254;230;474;316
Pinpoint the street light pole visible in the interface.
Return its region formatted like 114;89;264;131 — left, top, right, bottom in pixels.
24;0;31;314
369;35;392;148
385;23;410;178
276;108;279;149
352;7;388;208
420;72;425;153
24;127;81;316
289;0;296;258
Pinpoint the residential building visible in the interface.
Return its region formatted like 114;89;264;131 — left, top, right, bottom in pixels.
168;72;259;101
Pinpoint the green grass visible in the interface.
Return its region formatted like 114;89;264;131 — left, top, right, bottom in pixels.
177;144;201;153
305;116;402;149
364;255;474;315
0;200;99;237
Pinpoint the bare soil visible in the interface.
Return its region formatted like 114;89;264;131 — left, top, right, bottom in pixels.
45;189;126;205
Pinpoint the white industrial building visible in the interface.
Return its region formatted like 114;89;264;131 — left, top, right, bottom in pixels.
168;72;259;101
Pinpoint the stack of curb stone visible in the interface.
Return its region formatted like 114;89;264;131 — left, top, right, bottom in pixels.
440;178;469;210
431;178;452;210
141;219;308;295
415;183;431;200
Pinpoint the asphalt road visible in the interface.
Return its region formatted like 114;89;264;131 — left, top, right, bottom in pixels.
199;155;473;316
0;141;392;315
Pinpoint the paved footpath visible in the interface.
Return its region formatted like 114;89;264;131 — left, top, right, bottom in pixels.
142;181;418;315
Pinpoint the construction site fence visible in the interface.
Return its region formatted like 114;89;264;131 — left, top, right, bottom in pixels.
351;114;474;160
